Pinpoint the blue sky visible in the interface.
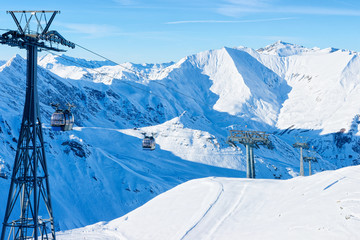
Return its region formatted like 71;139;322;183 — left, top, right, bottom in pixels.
0;0;360;63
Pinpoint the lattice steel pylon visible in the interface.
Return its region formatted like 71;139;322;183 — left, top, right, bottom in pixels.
0;11;75;240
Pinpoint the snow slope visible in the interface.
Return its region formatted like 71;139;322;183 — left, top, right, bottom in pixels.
57;165;360;240
240;41;360;134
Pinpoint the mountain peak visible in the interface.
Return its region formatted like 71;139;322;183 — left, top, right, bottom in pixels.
257;41;309;57
274;40;293;46
39;53;117;69
7;54;25;65
0;54;26;72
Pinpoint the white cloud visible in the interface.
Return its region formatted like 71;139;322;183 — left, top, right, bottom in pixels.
60;23;123;38
166;17;295;25
113;0;138;5
285;6;360;16
218;1;360;17
223;0;272;8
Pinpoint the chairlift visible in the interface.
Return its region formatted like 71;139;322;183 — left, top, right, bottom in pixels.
142;135;156;150
50;103;75;131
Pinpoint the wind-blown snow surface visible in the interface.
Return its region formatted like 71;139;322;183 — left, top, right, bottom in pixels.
0;41;360;231
58;166;360;240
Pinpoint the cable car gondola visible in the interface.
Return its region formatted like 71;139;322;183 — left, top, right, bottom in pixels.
142;136;156;150
0;170;7;179
50;103;75;131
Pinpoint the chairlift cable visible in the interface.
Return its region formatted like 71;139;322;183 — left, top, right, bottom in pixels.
46;43;219;132
2;39;213;116
1;29;211;114
73;42;207;107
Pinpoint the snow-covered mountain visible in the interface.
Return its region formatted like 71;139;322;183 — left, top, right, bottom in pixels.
0;41;360;231
57;165;360;240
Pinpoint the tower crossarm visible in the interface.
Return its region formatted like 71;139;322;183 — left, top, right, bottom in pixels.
0;11;75;51
38;30;75;49
293;142;309;149
227;130;272;148
303;156;317;162
227;129;273;179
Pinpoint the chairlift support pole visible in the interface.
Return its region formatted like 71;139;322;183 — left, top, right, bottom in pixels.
0;10;75;240
300;146;303;176
303;156;317;176
227;130;272;179
250;145;255;178
293;141;309;177
245;144;251;178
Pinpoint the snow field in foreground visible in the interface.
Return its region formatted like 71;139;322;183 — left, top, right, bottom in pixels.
58;165;360;240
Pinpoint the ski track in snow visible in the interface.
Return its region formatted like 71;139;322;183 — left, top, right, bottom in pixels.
323;176;346;190
180;179;250;240
205;182;249;239
180;178;224;240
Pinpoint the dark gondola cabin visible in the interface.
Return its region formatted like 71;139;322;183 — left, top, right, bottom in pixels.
0;170;7;179
50;103;75;131
142;136;155;150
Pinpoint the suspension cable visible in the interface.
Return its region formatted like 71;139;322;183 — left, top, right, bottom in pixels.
42;49;186;109
73;43;205;106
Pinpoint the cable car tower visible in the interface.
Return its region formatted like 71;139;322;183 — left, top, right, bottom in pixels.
0;11;75;240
